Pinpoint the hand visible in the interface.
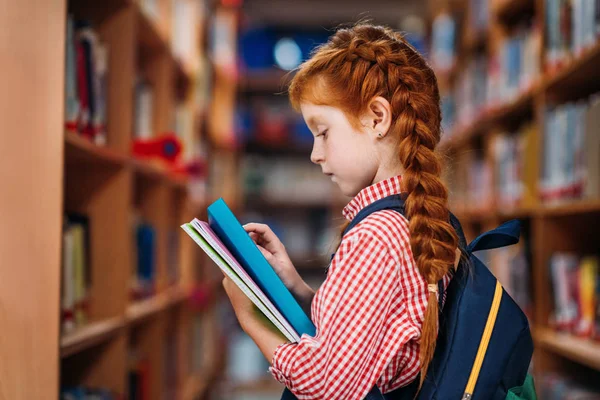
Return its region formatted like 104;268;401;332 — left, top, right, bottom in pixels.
222;276;289;361
243;223;314;303
222;276;256;329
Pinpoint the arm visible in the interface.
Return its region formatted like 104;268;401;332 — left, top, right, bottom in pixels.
266;232;401;399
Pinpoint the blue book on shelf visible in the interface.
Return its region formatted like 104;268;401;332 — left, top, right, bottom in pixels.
207;197;316;337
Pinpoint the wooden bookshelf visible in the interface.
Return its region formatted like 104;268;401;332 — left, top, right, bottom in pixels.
430;0;600;392
0;0;225;398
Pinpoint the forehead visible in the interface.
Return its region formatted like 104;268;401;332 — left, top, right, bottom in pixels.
300;103;343;127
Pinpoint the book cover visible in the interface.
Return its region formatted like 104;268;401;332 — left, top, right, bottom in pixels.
207;198;315;337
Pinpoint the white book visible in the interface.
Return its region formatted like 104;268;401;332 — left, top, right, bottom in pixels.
181;221;301;342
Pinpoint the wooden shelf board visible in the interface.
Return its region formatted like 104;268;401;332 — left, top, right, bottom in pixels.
135;6;167;53
538;199;600;217
543;40;600;99
484;86;536;126
60;316;125;358
495;206;535;220
130;157;189;188
64;131;128;166
534;327;600;371
126;285;188;325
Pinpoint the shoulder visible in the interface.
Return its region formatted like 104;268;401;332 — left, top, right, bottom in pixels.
344;209;411;251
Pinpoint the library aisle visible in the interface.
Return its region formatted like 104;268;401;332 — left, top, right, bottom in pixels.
1;0;600;399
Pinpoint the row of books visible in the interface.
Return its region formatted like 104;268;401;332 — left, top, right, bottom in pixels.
448;93;600;210
540;93;600;204
447;152;495;215
490;24;541;106
545;0;600;72
61;214;90;334
241;155;335;206
549;253;599;338
61;387;118;400
64;16;108;145
492;123;538;210
449;24;540;132
539;372;600;399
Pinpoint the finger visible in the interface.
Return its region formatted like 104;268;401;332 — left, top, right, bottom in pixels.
256;244;275;263
243;223;282;252
248;232;259;243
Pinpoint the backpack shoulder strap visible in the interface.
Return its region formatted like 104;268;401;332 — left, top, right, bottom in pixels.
342;194;406;237
467;219;521;253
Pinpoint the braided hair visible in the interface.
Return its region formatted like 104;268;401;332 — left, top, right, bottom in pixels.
288;23;459;390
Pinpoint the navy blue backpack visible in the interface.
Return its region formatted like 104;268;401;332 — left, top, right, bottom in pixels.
281;194;536;400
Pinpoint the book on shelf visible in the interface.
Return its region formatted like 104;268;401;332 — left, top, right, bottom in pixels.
545;0;600;71
549;252;600;339
181;198;316;343
540;93;600;204
64;15;108;145
61;213;91;334
131;216;157;300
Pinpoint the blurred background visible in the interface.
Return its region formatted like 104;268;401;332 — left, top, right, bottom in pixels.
1;0;600;398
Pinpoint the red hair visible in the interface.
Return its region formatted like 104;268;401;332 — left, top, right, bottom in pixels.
288;23;459;390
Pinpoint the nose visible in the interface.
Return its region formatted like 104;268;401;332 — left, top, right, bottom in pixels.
310;141;324;165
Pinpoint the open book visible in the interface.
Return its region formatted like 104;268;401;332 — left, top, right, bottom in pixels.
181;198;316;343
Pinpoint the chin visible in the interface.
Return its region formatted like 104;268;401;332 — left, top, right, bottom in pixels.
337;180;361;198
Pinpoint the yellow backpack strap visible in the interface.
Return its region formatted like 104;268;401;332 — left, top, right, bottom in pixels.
462;280;504;400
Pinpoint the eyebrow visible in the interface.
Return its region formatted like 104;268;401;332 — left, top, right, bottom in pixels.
306;116;323;130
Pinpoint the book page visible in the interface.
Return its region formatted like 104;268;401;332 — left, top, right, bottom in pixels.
181;223;300;342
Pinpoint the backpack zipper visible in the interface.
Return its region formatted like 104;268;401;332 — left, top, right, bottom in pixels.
462;280;503;399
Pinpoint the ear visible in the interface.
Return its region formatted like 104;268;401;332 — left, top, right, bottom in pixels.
361;96;392;139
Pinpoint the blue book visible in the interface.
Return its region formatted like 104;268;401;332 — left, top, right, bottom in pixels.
207;198;316;337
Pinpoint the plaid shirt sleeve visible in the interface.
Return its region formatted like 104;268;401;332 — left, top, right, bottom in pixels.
269;226;412;399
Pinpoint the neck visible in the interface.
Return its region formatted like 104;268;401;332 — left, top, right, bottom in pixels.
371;164;404;187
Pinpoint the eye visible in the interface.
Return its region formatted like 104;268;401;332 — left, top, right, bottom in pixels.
317;129;328;138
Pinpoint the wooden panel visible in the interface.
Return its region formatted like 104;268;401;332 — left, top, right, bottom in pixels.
99;4;137;152
0;0;66;398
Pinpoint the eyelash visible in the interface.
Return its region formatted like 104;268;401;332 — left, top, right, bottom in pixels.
317;129;328;138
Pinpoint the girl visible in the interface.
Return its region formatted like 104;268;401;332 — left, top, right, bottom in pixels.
222;23;461;399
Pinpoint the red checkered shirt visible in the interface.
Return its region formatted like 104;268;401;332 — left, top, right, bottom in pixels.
269;175;452;399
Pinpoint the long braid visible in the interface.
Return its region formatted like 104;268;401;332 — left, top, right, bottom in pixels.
289;23;459;391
